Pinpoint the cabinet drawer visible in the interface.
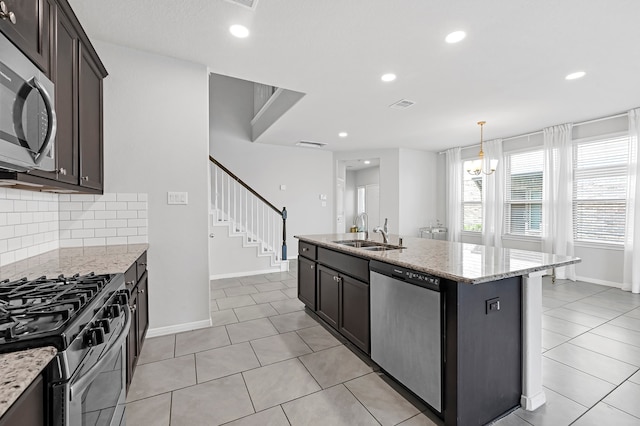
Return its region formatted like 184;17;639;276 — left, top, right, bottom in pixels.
298;241;316;260
136;251;147;281
317;247;369;283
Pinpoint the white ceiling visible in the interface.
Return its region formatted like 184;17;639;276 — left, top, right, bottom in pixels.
69;0;640;153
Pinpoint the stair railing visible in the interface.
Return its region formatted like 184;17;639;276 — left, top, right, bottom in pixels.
209;156;287;261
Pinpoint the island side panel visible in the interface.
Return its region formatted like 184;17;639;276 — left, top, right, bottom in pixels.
443;277;522;426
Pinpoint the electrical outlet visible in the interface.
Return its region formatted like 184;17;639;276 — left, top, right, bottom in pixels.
486;297;500;314
167;192;188;205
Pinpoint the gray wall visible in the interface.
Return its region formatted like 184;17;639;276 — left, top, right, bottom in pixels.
209;74;334;259
95;41;211;332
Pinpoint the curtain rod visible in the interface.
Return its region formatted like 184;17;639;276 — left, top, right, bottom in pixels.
437;111;629;155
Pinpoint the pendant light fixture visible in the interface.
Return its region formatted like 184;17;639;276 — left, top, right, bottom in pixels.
465;121;498;176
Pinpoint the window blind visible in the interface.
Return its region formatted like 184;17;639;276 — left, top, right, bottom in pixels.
573;136;629;244
504;150;543;237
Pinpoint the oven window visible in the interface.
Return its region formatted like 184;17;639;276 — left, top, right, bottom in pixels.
80;351;124;425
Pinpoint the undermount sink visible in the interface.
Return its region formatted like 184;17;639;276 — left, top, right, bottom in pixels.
332;239;404;251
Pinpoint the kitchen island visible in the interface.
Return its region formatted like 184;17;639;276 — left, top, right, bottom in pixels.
295;233;581;426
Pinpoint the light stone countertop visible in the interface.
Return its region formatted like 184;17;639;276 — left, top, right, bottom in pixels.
0;243;149;281
0;346;57;418
295;234;580;284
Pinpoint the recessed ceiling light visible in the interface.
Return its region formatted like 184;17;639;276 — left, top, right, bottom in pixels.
364;160;371;165
565;71;586;80
229;24;250;38
381;73;396;82
445;31;466;44
338;132;348;138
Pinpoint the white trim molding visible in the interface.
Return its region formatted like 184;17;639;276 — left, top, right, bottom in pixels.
146;318;212;338
520;270;546;411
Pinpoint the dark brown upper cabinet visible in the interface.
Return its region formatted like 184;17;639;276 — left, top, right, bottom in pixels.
0;0;52;75
0;0;107;193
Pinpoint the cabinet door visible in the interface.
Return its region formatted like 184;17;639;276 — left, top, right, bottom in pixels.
136;272;149;352
78;44;103;191
0;0;50;74
340;275;370;353
298;257;316;310
51;9;78;184
126;290;138;390
316;265;340;329
0;375;43;426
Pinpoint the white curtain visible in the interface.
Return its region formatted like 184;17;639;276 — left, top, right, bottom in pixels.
446;147;462;242
623;108;640;293
542;124;576;280
482;139;504;248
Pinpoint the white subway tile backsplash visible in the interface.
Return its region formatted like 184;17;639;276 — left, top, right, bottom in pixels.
106;202;127;210
95;211;117;220
95;228;116;238
106;237;127;245
58;192;148;248
106;219;127;228
0;190;147;263
117;210;137;219
117;193;138;202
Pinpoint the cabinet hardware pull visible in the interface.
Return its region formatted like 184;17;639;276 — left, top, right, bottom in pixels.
302;248;308;251
139;262;147;266
126;281;135;286
138;289;145;294
81;176;89;181
310;265;314;269
57;168;67;175
0;2;16;24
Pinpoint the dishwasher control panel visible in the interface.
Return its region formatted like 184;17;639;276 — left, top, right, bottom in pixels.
370;261;440;291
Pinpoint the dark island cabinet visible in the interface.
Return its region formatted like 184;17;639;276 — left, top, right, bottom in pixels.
0;0;51;74
0;0;107;193
316;264;340;329
125;251;149;390
298;241;370;354
339;274;369;352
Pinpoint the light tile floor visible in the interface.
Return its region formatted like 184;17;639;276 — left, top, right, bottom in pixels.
125;269;640;426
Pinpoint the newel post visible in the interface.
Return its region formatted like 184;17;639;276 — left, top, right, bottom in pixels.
281;207;287;260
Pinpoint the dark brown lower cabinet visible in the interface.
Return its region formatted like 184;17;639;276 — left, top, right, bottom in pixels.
316;263;370;353
339;274;369;352
125;251;149;390
0;375;43;426
297;256;316;309
316;265;340;329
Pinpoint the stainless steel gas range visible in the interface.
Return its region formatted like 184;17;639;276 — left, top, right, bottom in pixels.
0;273;131;426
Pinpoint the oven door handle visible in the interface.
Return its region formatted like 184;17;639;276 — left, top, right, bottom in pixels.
69;306;131;401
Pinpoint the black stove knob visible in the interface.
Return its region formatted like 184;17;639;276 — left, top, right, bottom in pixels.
105;304;121;318
115;291;129;306
84;326;105;347
97;319;111;334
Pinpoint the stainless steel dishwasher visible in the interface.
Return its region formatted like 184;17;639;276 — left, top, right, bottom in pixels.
370;260;442;413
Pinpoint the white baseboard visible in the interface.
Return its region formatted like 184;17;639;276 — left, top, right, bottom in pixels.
575;275;622;288
146;318;212;338
210;267;284;280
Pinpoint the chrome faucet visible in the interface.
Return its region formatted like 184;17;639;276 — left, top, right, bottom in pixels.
373;226;389;243
356;212;369;240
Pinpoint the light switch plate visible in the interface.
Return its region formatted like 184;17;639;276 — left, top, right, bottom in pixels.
168;192;188;205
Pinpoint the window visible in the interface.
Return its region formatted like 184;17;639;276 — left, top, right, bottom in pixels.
462;170;482;232
356;186;365;215
504;150;543;237
573;136;629;244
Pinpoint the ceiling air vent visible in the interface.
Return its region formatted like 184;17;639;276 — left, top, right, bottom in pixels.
223;0;259;10
389;99;416;109
296;141;327;149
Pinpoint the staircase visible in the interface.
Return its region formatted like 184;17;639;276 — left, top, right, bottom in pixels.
209;157;289;279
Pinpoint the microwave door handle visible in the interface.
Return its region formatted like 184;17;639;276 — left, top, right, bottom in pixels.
28;77;57;164
69;306;131;401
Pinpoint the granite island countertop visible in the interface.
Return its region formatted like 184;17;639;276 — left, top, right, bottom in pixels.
0;347;57;418
0;244;149;281
295;233;580;284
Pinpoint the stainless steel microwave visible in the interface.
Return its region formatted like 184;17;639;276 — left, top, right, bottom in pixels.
0;32;56;172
